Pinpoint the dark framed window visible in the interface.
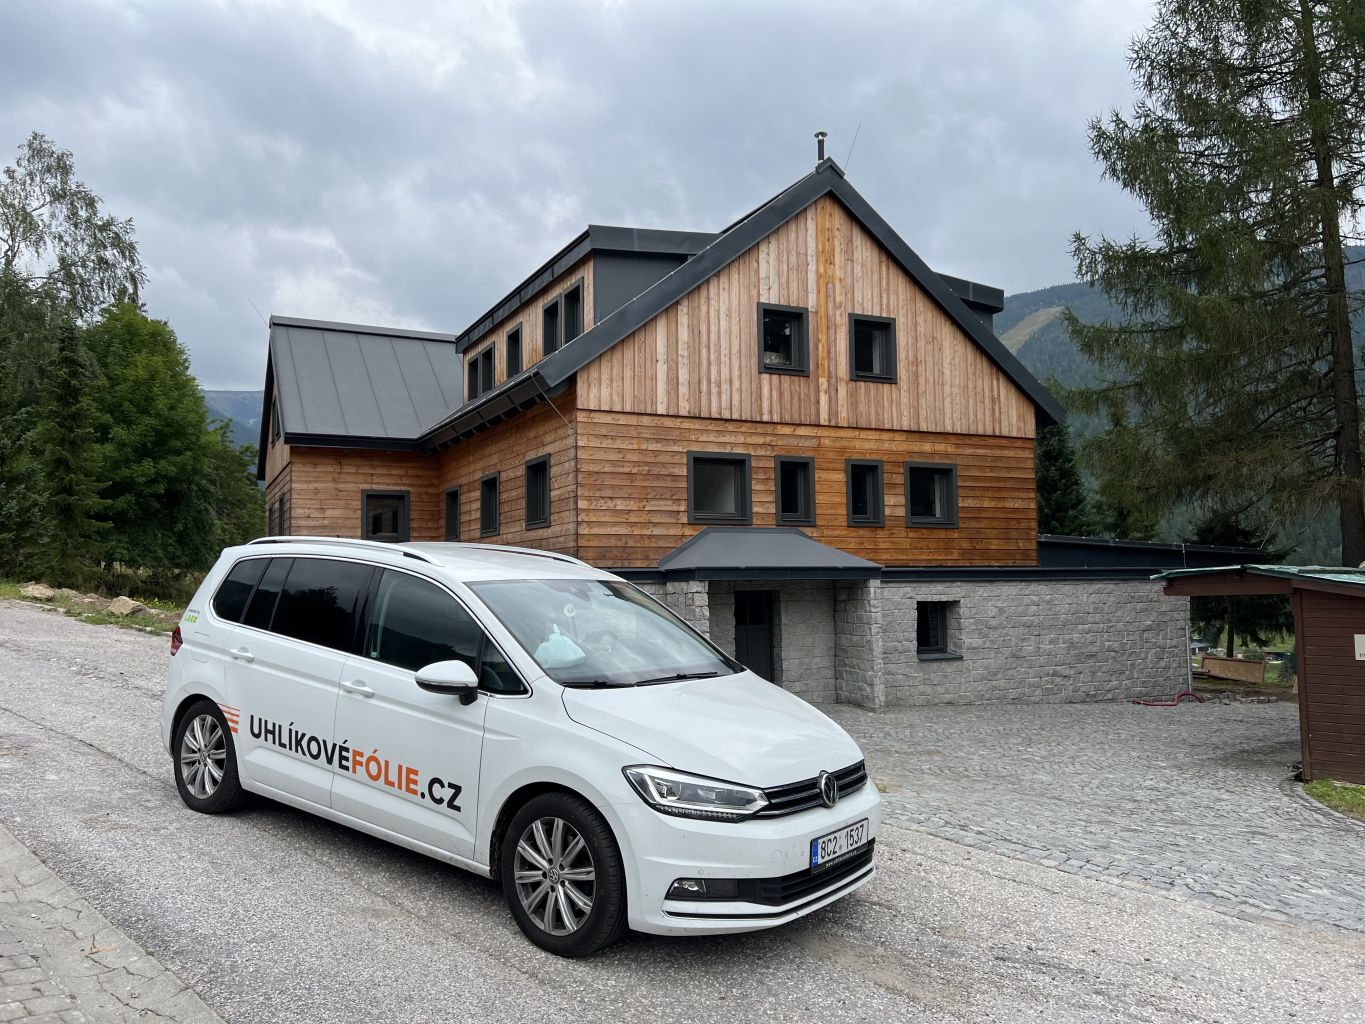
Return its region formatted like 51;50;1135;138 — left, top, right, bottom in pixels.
267;500;278;536
467;347;494;401
917;601;950;655
562;281;584;343
850;314;897;382
212;558;268;623
525;455;550;528
757;303;809;375
480;473;500;536
506;325;523;377
443;487;461;541
277;492;289;536
846;459;884;527
480;347;494;394
905;462;959;527
775;456;814;525
542;298;562;355
271;557;373;653
687;452;752;524
362;491;410;542
270;397;281;443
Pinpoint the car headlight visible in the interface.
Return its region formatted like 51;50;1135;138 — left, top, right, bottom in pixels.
623;765;768;821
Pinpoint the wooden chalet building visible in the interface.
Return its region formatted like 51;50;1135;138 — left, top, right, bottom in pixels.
257;157;1193;707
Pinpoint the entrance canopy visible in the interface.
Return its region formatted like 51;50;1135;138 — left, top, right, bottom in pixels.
655;527;882;581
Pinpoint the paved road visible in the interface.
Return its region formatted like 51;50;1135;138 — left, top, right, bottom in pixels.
1;600;1363;1024
832;699;1365;933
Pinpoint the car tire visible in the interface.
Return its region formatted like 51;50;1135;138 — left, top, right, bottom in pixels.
173;699;246;814
500;792;628;957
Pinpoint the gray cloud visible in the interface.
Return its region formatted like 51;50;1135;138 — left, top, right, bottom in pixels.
0;0;1152;387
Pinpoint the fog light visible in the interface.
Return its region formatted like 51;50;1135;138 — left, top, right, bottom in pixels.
667;878;739;900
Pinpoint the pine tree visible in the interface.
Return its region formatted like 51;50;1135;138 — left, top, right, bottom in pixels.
1187;509;1292;656
1035;421;1092;535
1067;0;1365;565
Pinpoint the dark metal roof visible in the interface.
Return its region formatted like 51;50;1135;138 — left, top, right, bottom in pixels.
653;527;882;581
1155;564;1365;597
262;315;460;459
1038;534;1265;571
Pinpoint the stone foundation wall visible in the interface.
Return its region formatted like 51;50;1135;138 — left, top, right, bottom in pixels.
707;581;837;702
880;579;1189;705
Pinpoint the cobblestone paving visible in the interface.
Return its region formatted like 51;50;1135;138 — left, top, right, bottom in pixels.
833;699;1365;934
0;822;222;1024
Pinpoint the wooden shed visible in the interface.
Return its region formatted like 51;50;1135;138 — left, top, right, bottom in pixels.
1157;565;1365;785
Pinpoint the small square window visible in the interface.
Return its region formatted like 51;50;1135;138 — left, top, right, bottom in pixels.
525;455;550;528
363;492;410;542
688;453;751;524
905;463;959;527
850;314;896;382
543;298;562;355
480;474;499;536
846;460;884;527
758;304;809;375
506;325;523;377
562;282;584;343
917;601;951;654
444;488;460;541
775;456;814;525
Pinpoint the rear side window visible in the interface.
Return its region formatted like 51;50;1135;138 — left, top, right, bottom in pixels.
212;558;267;622
270;558;373;652
365;570;482;673
242;558;291;631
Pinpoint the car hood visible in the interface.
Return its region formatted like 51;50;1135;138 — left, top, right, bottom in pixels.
560;672;863;788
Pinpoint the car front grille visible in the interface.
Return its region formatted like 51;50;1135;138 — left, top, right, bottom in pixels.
757;760;868;817
738;842;875;906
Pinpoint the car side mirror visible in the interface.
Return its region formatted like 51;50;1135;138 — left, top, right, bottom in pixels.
415;660;480;704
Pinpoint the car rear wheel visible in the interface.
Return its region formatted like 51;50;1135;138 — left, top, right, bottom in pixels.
173;699;245;813
500;792;627;957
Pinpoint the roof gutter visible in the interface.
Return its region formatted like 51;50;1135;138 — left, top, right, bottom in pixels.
420;371;567;451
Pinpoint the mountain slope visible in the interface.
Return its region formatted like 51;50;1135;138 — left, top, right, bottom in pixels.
202;389;263;450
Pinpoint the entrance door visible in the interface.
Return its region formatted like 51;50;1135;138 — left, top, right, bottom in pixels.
734;590;776;682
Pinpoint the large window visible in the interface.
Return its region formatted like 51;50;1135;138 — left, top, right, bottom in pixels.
362;492;410;542
365;569;482;673
562;282;584;343
480;473;500;536
542;298;562;355
688;452;752;524
271;557;373;652
758;304;809;374
467;347;494;401
444;488;461;541
506;325;523;377
525;455;550;528
905;462;959;527
850;314;896;382
775;456;814;525
846;460;884;527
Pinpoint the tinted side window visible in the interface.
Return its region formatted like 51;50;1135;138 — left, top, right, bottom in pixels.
271;558;372;652
242;558;291;631
479;643;524;695
213;558;267;623
366;570;482;673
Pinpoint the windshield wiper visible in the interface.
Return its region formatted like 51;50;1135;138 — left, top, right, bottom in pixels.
634;671;722;685
557;678;632;689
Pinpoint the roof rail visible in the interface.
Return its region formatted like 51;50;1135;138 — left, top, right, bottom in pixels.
424;542;591;568
247;535;436;564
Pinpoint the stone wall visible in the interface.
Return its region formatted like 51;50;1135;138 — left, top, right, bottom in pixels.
707;581;837;702
880;579;1189;705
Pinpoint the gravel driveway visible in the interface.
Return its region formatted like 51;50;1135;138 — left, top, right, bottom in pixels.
1;599;1363;1024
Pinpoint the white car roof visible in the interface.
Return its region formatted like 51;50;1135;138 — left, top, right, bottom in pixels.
233;537;619;583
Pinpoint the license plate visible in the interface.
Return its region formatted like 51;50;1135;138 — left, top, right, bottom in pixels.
810;818;869;871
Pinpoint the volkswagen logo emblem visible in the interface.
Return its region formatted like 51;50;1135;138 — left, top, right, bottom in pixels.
817;770;839;808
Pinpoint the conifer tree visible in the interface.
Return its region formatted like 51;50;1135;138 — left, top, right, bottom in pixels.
1036;421;1092;535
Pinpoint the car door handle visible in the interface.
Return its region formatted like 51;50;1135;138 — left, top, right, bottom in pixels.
340;680;374;698
229;647;255;663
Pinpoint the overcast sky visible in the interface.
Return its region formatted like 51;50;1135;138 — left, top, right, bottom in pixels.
0;0;1154;389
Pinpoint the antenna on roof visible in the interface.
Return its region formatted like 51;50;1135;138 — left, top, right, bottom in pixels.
247;297;268;327
815;130;827;164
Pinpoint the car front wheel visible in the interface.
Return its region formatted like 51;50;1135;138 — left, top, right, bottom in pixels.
173;699;246;813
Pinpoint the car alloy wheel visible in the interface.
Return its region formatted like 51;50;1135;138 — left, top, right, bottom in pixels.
512;816;596;936
179;713;227;800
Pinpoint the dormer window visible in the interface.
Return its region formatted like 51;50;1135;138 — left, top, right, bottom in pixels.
562;282;584;343
758;304;809;375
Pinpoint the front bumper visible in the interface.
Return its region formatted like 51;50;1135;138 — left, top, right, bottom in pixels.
615;782;881;935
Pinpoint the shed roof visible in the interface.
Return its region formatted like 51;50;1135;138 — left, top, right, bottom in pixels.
654;527;883;580
1154;564;1365;599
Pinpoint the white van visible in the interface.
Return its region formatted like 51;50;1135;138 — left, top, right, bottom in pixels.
162;538;879;956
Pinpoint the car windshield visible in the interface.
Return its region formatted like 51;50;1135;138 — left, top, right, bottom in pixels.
467;578;740;687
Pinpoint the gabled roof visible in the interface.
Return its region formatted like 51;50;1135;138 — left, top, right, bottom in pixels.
423;159;1063;449
656;527;882;580
257;316;460;478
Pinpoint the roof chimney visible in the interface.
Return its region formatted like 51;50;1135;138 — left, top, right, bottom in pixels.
815;130;827;164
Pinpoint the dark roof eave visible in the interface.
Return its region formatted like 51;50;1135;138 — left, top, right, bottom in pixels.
419;372;567;450
282;432;424;452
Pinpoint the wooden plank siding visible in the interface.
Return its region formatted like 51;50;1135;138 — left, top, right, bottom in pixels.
576;410;1036;567
287;448;441;540
264;460;291;534
576;195;1035;439
1298;589;1365;784
435;390;578;554
462;257;594;399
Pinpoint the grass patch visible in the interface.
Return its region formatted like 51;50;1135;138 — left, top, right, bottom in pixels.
2;578;180;635
1304;779;1365;823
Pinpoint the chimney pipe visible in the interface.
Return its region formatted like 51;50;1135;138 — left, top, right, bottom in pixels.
815;131;827;163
